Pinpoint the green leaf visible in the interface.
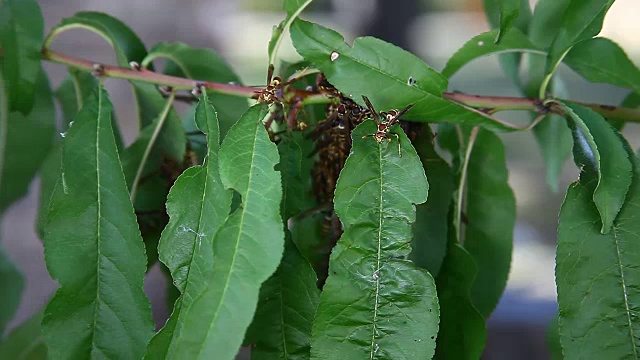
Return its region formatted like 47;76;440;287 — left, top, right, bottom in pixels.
311;121;438;359
142;42;248;136
463;128;515;317
290;19;519;131
0;241;23;336
0;311;47;359
546;314;563;360
564;37;640;95
0;69;55;215
441;28;541;79
0;0;44;114
611;92;640;130
544;0;615;91
482;0;520;43
169;104;284;359
46;11;165;128
556;153;640;359
268;0;313;67
562;101;632;233
434;242;486;359
244;137;320;360
144;92;232;359
41;87;154;358
410;129;453;277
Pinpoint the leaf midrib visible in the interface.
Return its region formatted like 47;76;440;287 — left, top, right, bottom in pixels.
611;226;639;359
369;145;384;359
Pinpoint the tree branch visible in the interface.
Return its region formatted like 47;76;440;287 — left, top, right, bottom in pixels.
42;47;640;124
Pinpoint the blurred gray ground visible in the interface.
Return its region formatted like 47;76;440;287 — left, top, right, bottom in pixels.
3;0;640;359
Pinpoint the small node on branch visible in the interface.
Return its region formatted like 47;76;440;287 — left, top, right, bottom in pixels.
534;99;551;115
192;82;206;97
91;63;105;77
129;61;141;71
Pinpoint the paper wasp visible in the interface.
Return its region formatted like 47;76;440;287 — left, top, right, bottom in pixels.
361;96;414;156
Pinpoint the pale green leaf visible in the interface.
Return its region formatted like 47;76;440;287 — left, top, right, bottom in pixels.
41;87;154;358
442;28;541;79
170;104;284;359
311;121;438;359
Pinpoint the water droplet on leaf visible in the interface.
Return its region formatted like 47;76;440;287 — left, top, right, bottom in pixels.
330;51;340;61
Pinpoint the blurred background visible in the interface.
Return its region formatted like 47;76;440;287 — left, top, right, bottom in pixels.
4;0;640;358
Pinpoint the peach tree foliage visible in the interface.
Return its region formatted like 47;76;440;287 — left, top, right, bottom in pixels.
0;0;639;359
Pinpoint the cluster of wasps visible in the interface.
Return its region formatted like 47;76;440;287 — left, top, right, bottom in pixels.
255;69;422;283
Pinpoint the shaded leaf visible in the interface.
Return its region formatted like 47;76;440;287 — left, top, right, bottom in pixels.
410;128;453;277
545;0;615;82
0;311;47;359
462;128;515;318
144;92;232;359
41;87;154;358
556;153;640;359
142;42;248;136
562;101;632;233
546;314;563;360
482;0;520;43
564;37;640;95
434;242;486;359
0;0;44;113
0;69;55;214
442;28;541;79
311;121;438;359
170;105;284;359
0;241;23;336
290;19;519;131
611;92;640;130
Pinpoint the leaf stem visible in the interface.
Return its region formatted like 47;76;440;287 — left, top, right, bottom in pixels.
42;47;640;124
455;126;479;246
129;91;176;203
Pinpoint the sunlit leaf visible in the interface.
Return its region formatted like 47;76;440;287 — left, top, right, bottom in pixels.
144;92;232;359
169;105;284;359
564;37;640;95
290;19;519;131
442;28;541;79
311;121;438;359
556;153;640;359
562;101;632;233
0;311;47;359
0;0;43;113
41;87;154;358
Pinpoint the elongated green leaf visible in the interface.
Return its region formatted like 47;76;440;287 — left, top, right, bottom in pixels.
562;102;632;233
311;121;438;359
170;104;284;359
55;69;99;126
442;28;541;79
482;0;520;43
0;69;55;214
0;0;43;114
434;242;486;359
464;128;515;317
0;241;23;336
144;92;232;359
244;138;320;360
268;0;313;66
533;113;573;192
142;42;248;136
0;311;47;359
545;0;615;84
290;19;519;131
564;37;640;95
41;87;154;358
410;129;453;277
46;11;165;128
556;154;640;359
